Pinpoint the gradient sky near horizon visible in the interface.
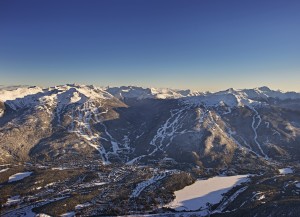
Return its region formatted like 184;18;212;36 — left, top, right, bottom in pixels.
0;0;300;91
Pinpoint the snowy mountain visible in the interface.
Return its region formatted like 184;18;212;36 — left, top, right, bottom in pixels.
105;85;201;99
1;84;300;164
1;84;300;216
1;84;299;108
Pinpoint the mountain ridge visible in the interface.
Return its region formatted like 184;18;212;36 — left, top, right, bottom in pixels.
1;84;300;104
1;83;300;165
1;84;300;216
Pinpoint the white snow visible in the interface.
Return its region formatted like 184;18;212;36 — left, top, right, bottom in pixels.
75;202;91;210
78;182;106;189
127;106;189;164
131;173;167;198
45;182;56;187
249;106;268;159
257;194;265;200
151;88;188;99
295;183;300;188
69;91;82;103
2;85;300;111
2;196;67;217
182;86;300;110
215;186;248;212
2;205;37;217
166;175;250;211
106;85;300;102
68;101;114;165
0;86;43;102
92;182;106;186
4;195;21;206
8;172;32;182
149;106;188;155
106;86;200;100
51;167;68;170
36;214;52;217
278;167;293;175
60;211;75;217
1;84;113;112
107;86;154;99
0;168;9;173
131;170;178;198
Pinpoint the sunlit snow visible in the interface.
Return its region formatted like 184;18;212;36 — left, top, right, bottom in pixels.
278;167;293;175
166;175;250;211
8;172;32;183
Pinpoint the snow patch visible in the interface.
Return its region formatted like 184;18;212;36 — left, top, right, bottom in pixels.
75;202;91;210
166;175;250;211
4;195;21;206
131;170;178;198
36;214;52;217
60;211;75;217
51;167;69;170
8;172;32;182
0;168;9;173
279;167;293;175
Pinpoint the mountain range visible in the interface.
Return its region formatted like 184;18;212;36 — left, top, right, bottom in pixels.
0;84;300;216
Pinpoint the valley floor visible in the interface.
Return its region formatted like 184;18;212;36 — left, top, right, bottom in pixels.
0;161;299;217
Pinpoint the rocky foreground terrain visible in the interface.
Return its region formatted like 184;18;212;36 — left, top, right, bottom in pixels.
0;84;299;217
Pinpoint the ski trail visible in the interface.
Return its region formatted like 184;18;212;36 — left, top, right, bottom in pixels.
69;101;110;164
127;105;189;164
98;122;121;153
207;110;262;158
70;101;132;164
149;106;188;155
249;106;268;159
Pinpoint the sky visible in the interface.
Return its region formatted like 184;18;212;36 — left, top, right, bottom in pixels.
0;0;299;91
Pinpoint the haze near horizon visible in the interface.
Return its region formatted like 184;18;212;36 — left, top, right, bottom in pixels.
0;0;299;91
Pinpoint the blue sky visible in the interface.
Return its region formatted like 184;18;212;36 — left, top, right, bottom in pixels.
0;0;299;91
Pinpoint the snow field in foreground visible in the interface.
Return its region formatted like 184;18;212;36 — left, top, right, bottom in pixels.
166;174;250;211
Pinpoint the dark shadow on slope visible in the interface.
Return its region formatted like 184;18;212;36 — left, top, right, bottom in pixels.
95;98;180;157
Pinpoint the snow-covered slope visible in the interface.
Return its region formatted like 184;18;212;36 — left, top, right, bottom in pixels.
106;85;300;106
0;86;43;102
1;84;300;217
106;86;201;99
0;84;114;110
183;87;300;108
106;86;154;99
1;85;299;108
1;84;300;165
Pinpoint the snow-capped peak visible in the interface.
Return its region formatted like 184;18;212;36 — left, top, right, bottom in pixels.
105;86;201;100
106;86;154;99
182;86;300;108
0;84;114;110
1;84;300;111
0;86;43;102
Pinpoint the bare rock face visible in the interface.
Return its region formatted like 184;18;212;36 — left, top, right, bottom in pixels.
0;101;4;117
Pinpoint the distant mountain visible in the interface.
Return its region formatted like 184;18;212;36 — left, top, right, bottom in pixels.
106;86;201;99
